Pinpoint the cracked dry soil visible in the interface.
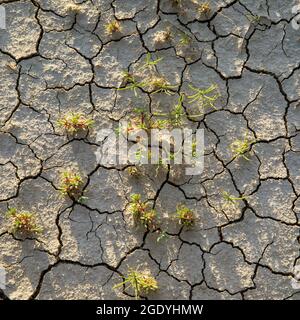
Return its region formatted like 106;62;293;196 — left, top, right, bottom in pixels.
0;0;300;300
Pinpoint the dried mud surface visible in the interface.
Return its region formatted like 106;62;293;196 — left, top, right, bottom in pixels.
0;0;300;300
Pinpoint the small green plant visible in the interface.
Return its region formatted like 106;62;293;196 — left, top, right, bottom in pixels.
187;83;220;113
192;140;198;158
198;2;211;15
105;20;122;34
118;72;146;97
114;269;158;299
222;191;246;206
119;72;177;97
140;53;163;71
230;134;254;160
6;208;42;235
169;94;186;127
59;170;84;198
156;230;169;242
128;194;157;230
179;32;192;46
140;209;157;229
176;204;195;228
151;95;186;128
246;14;261;23
147;75;177;95
127;166;140;176
58;112;94;134
128;108;169;132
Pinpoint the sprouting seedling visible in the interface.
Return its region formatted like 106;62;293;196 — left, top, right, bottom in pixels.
118;71;146;97
156;230;169;243
59;170;84;198
179;32;192;46
153;119;170;129
128;193;157;230
128;107;149;130
176;204;195;228
78;195;89;204
154;158;169;174
140;53;163;71
6;208;43;235
128;108;169;132
147;75;177;95
169;94;186;127
140;209;157;230
105;20;122;34
114;269;158;299
187;83;220;113
221;191;246;206
134;148;143;162
198;2;211;15
246;14;261;24
58;112;94;134
127;166;140;176
192;140;198;158
151;95;186;128
221;191;246;211
230;133;255;161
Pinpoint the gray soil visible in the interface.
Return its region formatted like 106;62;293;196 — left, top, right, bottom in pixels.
0;0;299;300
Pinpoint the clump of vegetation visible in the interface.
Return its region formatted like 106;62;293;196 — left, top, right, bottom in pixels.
187;83;220;114
118;52;177;97
128;108;169;132
128;194;157;230
179;32;192;46
59;170;84;198
246;14;261;23
6;208;42;235
222;191;246;206
105;20;122;34
140;53;163;71
169;94;186;127
149;95;187;128
198;2;211;15
230;134;254;160
119;72;177;96
118;72;146;97
58;112;94;134
156;230;169;242
176;204;195;228
153;28;172;44
147;75;177;95
114;269;158;299
140;209;157;230
127;166;140;176
192;140;198;158
126;95;187;133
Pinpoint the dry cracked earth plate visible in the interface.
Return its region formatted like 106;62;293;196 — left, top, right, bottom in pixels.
0;0;300;300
